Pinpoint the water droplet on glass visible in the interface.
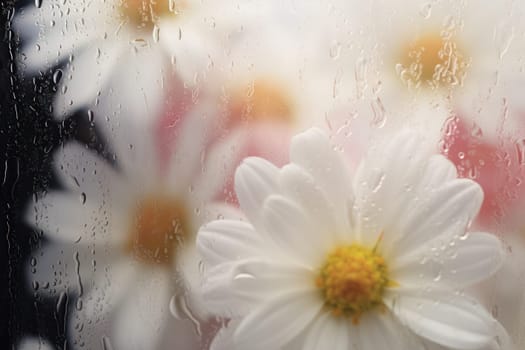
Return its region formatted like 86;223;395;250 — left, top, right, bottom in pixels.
56;291;68;314
198;260;205;274
433;271;442;282
459;231;470;240
370;97;386;128
130;38;148;48
329;42;342;60
52;69;63;84
515;139;525;165
87;109;94;123
233;273;256;281
80;192;86;204
169;294;202;336
494;23;514;60
152;25;160;43
76;297;83;310
419;3;432;18
73;250;83;295
102;336;114;350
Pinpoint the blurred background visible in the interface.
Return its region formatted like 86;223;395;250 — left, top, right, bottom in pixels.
3;0;525;349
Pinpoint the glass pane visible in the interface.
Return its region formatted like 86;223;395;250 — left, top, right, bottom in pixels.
3;0;525;349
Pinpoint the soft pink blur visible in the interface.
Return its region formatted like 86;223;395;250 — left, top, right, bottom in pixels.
441;115;525;232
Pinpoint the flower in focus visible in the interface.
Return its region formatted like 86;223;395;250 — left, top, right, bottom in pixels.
25;113;241;349
198;127;509;350
13;0;246;122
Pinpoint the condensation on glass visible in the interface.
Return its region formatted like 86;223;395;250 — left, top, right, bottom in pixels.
2;0;525;349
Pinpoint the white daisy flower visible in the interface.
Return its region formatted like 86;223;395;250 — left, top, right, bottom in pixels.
17;337;53;350
327;0;521;129
205;2;339;132
197;127;510;350
25;108;241;349
13;0;251;122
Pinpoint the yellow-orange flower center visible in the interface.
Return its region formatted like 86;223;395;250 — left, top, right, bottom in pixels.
125;195;189;266
397;32;468;89
228;80;295;125
316;244;389;322
119;0;183;29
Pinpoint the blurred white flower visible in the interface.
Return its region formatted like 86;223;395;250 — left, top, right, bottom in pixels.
198;128;510;350
25;108;241;349
326;0;521;131
17;337;53;350
13;0;256;122
205;2;340;132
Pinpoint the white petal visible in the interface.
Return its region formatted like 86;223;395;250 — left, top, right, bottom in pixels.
53;41;123;118
289;128;352;232
420;320;513;350
202;202;246;222
202;258;314;318
25;191;127;245
27;243;112;297
166;100;222;196
111;269;172;350
234;157;279;227
159;18;220;83
392;179;483;258
279;164;343;244
91;44;168;138
474;234;525;347
68;262;138;349
191;129;246;204
197;219;262;266
17;337;54;350
352;130;432;248
302;311;352;350
174;241;209;319
234;289;322;350
78;261;137;321
14;4;98;73
52;142;127;204
105;119;160;188
261;194;325;266
417;155;458;191
393;232;505;288
386;289;497;349
356;312;424;350
201;261;257;317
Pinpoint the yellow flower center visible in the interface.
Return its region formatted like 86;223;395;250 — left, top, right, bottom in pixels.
119;0;183;29
397;32;468;89
316;244;389;323
228;80;295;125
125;195;189;266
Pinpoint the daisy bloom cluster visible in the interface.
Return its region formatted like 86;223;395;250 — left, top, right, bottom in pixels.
197;128;510;350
